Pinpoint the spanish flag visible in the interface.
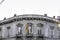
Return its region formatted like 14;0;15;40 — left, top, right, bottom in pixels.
26;23;29;33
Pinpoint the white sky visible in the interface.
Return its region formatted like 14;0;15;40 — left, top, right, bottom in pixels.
0;0;60;20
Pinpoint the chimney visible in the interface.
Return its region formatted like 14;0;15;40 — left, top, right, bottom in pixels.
53;16;55;18
14;14;16;17
4;17;6;20
44;14;47;16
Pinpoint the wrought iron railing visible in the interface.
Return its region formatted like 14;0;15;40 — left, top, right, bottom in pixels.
0;34;60;40
0;36;60;40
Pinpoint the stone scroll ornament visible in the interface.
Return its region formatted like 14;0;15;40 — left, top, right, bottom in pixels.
0;0;4;4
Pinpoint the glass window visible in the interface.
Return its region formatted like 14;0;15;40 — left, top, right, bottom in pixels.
7;26;11;37
50;30;54;38
50;26;55;38
37;23;44;36
38;30;42;35
17;23;23;34
26;23;33;34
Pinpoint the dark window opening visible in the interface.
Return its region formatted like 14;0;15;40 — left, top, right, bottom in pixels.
0;27;2;31
17;23;23;34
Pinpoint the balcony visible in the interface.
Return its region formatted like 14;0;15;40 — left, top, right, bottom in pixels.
26;33;33;38
25;33;33;40
36;34;44;38
36;34;44;40
16;34;23;38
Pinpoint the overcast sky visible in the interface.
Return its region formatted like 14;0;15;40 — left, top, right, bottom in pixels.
0;0;60;20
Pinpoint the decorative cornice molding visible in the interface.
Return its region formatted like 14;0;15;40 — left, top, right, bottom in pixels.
0;14;57;25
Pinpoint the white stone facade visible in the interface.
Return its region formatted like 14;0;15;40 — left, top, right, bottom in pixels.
0;14;58;40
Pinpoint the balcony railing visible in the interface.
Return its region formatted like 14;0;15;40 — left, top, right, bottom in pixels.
26;33;33;38
36;34;44;38
16;33;23;38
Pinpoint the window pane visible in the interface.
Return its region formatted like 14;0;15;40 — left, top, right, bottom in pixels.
17;23;23;34
38;30;42;35
26;23;33;34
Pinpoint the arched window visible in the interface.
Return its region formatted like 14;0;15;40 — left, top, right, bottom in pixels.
17;23;23;34
37;23;44;35
7;26;11;37
50;26;55;38
38;30;42;35
50;26;54;30
26;23;33;34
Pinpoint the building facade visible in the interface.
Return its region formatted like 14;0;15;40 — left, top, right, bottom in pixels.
57;16;60;38
0;14;58;40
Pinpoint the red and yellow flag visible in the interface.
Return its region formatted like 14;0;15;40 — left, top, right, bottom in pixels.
26;23;29;33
